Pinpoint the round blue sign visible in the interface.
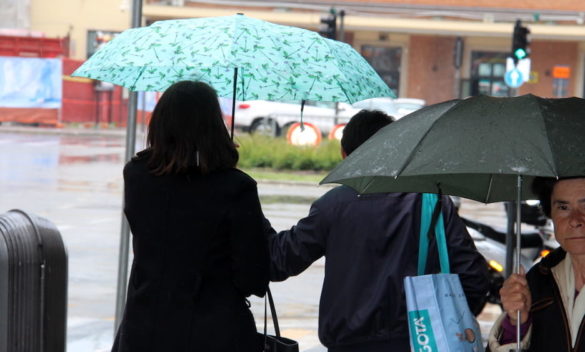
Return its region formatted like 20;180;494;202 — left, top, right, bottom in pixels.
504;68;524;88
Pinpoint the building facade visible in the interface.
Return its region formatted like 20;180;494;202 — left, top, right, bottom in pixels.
5;0;585;105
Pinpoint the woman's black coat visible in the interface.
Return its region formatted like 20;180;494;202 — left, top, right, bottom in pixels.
112;152;269;352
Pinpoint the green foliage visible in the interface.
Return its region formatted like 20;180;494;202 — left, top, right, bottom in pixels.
236;134;342;171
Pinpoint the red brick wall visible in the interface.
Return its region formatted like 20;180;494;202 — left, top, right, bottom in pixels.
407;35;457;104
519;41;579;98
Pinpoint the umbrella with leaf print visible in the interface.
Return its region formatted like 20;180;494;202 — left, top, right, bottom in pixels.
72;14;394;137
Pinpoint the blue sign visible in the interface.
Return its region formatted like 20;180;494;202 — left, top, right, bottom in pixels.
0;57;62;108
504;68;524;88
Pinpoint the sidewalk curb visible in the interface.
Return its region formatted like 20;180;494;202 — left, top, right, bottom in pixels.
257;179;334;188
0;124;143;138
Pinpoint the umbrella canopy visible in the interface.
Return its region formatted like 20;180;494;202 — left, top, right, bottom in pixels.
321;94;585;203
72;14;393;103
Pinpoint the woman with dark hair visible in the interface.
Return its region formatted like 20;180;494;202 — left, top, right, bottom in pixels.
112;81;269;352
488;176;585;352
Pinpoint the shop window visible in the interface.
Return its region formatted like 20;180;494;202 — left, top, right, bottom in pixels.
361;45;402;96
469;51;509;97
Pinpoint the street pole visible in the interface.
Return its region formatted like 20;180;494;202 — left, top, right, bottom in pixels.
338;9;345;42
114;0;142;332
453;37;463;99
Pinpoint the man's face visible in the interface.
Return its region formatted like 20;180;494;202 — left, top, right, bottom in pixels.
551;178;585;255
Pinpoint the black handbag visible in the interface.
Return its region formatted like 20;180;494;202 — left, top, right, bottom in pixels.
257;287;299;352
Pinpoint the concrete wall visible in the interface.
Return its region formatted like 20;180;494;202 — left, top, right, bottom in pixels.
0;0;30;29
29;0;130;60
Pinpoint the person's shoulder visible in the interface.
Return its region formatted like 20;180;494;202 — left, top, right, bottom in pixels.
321;184;357;198
315;185;359;207
124;149;150;175
529;247;566;277
318;187;420;203
215;168;258;189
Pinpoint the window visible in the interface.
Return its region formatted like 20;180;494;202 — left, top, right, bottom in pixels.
470;51;509;97
361;45;402;95
87;30;121;58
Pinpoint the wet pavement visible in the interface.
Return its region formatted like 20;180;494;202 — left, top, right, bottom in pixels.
0;126;506;351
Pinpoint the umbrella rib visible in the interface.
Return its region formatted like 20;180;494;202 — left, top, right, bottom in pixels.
535;97;560;176
361;176;376;194
484;175;494;203
130;66;147;90
334;77;353;103
393;102;458;177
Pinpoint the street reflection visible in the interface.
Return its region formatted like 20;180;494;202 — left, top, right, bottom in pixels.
59;154;120;164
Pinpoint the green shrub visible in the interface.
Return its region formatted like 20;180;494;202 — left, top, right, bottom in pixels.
236;134;342;171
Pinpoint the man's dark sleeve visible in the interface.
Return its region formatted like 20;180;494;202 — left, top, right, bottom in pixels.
441;196;489;315
266;199;329;282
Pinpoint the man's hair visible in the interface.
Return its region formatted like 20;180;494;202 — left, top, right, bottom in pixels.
146;80;238;175
532;176;585;217
341;110;394;156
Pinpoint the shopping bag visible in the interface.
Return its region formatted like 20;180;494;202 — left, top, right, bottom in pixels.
404;273;483;352
404;193;484;352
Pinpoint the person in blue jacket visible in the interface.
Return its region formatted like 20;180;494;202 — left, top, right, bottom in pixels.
267;109;489;352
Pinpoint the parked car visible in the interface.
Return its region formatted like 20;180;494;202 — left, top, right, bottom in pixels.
351;97;426;119
231;100;360;137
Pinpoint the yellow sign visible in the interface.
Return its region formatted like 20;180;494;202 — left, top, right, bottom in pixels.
528;71;539;84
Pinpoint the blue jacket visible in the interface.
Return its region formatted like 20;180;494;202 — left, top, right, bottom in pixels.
268;186;488;351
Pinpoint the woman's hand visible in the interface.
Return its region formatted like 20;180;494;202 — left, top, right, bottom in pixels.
500;267;531;325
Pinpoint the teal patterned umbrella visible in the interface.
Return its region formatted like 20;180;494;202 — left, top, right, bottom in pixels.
72;14;393;103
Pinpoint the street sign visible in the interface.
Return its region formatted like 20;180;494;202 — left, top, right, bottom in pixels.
552;65;571;79
506;57;530;84
504;68;524;88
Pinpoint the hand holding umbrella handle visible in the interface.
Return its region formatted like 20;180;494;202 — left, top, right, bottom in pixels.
500;268;531;351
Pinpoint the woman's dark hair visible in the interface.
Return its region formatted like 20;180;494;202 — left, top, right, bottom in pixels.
146;80;238;175
532;176;585;217
531;177;557;217
341;110;394;156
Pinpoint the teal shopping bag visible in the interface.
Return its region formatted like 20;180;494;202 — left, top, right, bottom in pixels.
404;194;483;352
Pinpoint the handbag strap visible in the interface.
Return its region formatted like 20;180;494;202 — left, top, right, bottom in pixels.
417;193;450;275
263;287;281;338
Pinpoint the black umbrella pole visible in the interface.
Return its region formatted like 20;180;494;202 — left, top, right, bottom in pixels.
516;174;523;351
230;68;238;140
505;202;515;278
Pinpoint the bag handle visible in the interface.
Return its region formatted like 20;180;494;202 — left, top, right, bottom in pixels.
263;287;281;338
417;193;450;275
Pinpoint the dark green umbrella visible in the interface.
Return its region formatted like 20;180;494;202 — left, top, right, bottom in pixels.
321;94;585;348
322;94;585;200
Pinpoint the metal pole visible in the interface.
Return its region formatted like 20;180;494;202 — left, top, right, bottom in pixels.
505;201;515;278
453;37;463;99
114;0;142;331
515;174;523;351
338;10;345;42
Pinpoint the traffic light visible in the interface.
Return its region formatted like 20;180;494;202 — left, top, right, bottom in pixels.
319;13;337;40
511;20;530;64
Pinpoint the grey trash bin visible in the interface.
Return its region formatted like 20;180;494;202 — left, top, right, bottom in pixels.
0;209;68;352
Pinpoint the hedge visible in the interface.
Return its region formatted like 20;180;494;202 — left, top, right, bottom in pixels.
236;135;342;171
